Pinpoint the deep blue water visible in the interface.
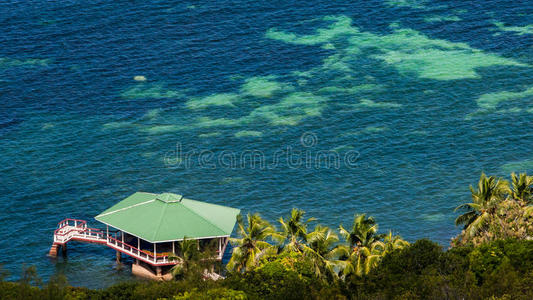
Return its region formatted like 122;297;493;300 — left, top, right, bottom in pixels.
1;0;532;288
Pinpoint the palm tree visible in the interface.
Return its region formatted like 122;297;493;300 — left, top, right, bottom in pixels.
303;225;344;281
455;173;509;238
278;208;316;253
338;214;385;277
338;242;383;277
226;213;277;272
509;172;533;204
168;238;204;279
508;172;533;222
381;231;409;256
339;213;383;248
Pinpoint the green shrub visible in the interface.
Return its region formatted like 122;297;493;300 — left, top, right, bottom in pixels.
224;253;331;299
172;287;247;300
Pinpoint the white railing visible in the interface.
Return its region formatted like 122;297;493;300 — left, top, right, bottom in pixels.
53;218;173;265
106;235;172;265
53;219;87;244
53;218;225;266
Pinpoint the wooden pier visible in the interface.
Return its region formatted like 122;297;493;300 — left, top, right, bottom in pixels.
49;192;240;279
50;218;229;266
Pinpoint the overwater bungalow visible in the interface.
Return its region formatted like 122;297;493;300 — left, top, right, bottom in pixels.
50;192;240;280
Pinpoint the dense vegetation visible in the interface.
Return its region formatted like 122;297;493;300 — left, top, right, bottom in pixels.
1;173;532;299
453;172;533;246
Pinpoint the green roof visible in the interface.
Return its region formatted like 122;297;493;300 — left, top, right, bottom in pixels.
95;192;240;243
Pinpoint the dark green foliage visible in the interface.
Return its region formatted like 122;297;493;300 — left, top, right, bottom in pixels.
348;240;446;299
346;239;533;299
172;287;247;299
375;239;444;275
224;253;315;299
1;241;532;299
469;239;533;279
94;281;138;299
0;281;41;300
225;266;313;299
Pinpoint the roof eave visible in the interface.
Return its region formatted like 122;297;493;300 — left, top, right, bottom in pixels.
95;218;231;243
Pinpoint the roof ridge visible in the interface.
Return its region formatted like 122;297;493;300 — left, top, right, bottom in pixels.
96;199;155;217
152;201;169;241
179;202;227;235
182;197;238;211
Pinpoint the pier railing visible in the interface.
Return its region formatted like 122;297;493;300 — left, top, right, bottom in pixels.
53;218;173;265
106;236;171;264
53;219;87;244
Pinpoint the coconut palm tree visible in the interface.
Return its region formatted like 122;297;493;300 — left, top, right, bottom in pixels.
226;213;277;272
339;213;383;248
337;242;384;277
338;214;385;277
507;172;533;223
509;172;533;204
168;238;203;279
381;230;409;256
278;208;316;253
303;225;344;281
455;173;509;238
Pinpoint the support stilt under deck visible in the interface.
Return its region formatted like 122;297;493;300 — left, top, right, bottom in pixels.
61;244;67;257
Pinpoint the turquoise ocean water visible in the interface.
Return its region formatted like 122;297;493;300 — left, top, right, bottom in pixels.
1;0;532;288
